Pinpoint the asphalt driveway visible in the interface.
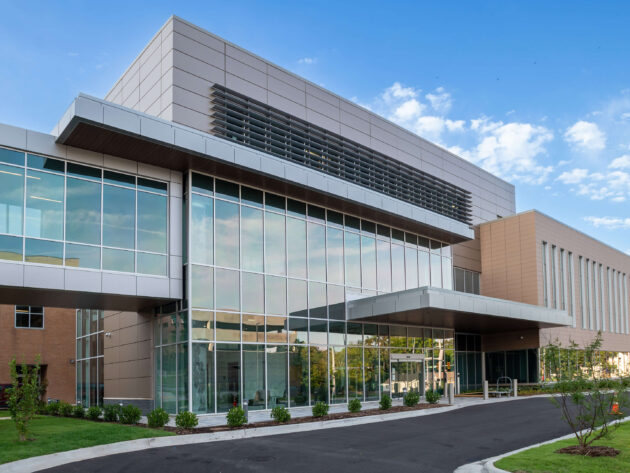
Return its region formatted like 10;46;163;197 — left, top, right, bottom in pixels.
44;397;572;473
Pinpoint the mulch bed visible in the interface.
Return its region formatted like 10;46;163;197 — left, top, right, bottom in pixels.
166;403;446;435
555;445;620;457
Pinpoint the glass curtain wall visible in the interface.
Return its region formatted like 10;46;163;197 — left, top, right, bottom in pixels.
75;309;104;407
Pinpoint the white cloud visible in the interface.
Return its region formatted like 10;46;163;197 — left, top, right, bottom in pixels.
298;57;316;64
425;87;452;114
557;168;589;184
609;154;630;169
584;216;630;229
564;120;606;151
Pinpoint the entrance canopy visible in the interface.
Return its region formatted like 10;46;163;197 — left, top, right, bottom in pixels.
346;287;571;334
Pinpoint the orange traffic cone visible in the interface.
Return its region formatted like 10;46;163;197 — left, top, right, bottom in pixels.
611;401;621;415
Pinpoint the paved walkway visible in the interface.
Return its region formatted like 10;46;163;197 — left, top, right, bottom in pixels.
42;397;573;473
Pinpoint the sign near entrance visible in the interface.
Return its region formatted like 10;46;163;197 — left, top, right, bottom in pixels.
390;353;425;362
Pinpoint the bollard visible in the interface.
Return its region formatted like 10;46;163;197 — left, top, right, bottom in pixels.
483;380;489;400
456;373;461;395
448;383;455;405
512;379;518;398
243;400;249;423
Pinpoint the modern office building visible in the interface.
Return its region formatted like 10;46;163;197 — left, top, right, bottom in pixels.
0;16;628;414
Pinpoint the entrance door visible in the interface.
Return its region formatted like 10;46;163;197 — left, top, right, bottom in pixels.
390;354;425;398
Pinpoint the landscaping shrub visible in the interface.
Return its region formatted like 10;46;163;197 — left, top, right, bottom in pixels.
119;404;142;424
176;411;199;429
72;404;85;418
58;401;73;417
425;389;441;404
379;394;392;410
312;401;329;418
103;404;122;422
86;406;102;421
7;357;41;441
403;391;420;407
270;406;291;423
147;407;170;428
348;398;362;413
226;407;246;427
46;401;60;416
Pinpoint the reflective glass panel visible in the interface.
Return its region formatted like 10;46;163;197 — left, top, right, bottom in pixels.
267;345;288;407
289;345;309;406
137;252;167;276
326;227;344;284
266;275;286;316
0;163;24;235
216;343;240;412
287;199;306;217
364;324;378;347
25;170;64;240
287;217;306;278
67;163;101;180
215;179;239;201
380;348;390;395
419;251;430;287
347;346;363;401
215;269;240;311
391;244;405;292
377;240;391;292
192;310;214;341
327;284;345;320
309;319;327;345
288;279;308;317
243;345;266;410
265;193;285;212
104;170;135;188
25;238;62;265
65;243;100;269
177;344;189;412
242;315;265;342
103;185;135;249
161;345;176;413
0;234;23;261
347;323;362;346
266;316;288;343
137;192;167;253
431;253;442;287
216;312;240;342
27;154;64;173
310;345;328;403
405;247;418;289
102;248;134;272
344;232;361;287
307;223;326;281
265;212;286;275
242;272;264;314
215;200;239;268
191;265;213;309
361;236;376;290
0;148;24;166
330;346;346;404
192;343;214;413
365;347;379;400
308;282;327;318
138;177;167;195
241;206;263;272
241;186;263;207
190;193;213;265
66;178;101;244
191;173;213;195
442;258;453;290
329;321;345;345
288;317;308;344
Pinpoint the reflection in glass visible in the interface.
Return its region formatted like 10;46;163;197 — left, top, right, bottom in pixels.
405;247;418;289
266;275;286;315
288;317;308;344
215;179;239;201
191;173;213;195
267;345;288;407
419;251;430;287
65;243;100;269
66;178;101;244
137;191;167;253
0;234;23;261
309;319;328;345
216;268;240;311
241;186;263;207
191;265;213;309
27;154;64;173
25;238;62;265
243;345;265;410
308;223;326;281
361;236;376;290
137;252;167;276
287;217;306;278
265;212;286;275
25;170;64;240
431;253;442;287
242;314;265;342
288;279;308;317
344;232;361;287
391;244;405;292
377;240;391;292
326;227;344;284
266;316;288;343
289;345;309;406
0;163;24;235
380;348;390;395
192;343;214;413
161;345;176;414
310;345;328;403
242;272;264;314
241;206;263;272
102;248;134;272
347;347;363;401
191;194;213;265
309;282;327;318
329;321;345;345
104;170;135;188
216;343;240;412
0;148;24;166
330;346;346;404
216;312;240;342
442;257;453;290
215;200;239;268
103;185;135;249
365;347;379;400
192;310;214;340
327;285;345;320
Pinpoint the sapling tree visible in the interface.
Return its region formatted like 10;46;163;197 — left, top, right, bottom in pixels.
7;356;42;442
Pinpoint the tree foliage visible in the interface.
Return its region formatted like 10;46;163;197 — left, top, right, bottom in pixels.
7;356;42;442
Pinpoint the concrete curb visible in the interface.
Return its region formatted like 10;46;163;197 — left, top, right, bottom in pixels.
454;415;630;473
0;395;548;473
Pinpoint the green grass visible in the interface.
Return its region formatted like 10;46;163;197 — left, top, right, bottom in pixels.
495;421;630;473
0;411;10;418
0;415;174;464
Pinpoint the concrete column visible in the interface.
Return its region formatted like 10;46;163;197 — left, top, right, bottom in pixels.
512;379;518;397
447;383;455;404
483;380;489;400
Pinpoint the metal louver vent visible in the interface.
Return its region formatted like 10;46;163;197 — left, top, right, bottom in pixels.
209;84;472;225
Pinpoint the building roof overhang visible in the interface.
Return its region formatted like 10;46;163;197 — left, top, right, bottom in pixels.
346;287;571;334
53;94;474;244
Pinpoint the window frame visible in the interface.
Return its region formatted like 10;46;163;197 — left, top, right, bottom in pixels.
15;306;45;329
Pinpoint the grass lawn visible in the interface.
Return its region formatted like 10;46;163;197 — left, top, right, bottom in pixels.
0;411;10;418
495;420;630;473
0;415;174;464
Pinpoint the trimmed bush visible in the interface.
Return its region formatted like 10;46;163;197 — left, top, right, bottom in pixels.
270;406;291;423
86;405;102;421
59;401;73;417
348;398;362;413
46;401;60;416
226;407;246;427
103;404;122;422
147;407;170;428
403;391;420;407
425;389;441;404
379;394;392;410
176;411;199;429
312;401;329;418
119;404;142;424
72;404;85;418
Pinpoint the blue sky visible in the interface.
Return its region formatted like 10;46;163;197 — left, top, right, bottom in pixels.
1;1;629;253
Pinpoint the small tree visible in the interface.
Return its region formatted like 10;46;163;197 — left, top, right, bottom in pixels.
546;332;628;454
7;356;42;442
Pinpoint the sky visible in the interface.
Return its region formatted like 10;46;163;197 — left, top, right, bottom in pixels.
1;1;629;253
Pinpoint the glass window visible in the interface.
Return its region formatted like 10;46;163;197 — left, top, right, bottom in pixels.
190;194;213;265
442;258;453;290
365;347;379;400
242;315;265;342
419;251;430;287
289;345;309;406
191;265;213;309
405;247;418;289
137;192;167;253
66;178;101;245
215;200;239;268
309;282;327;318
309;319;328;345
267;345;288;408
329;321;345;345
25;170;64;240
25;238;62;265
241;206;263;272
326;227;344;284
137;252;167;276
104;170;135;188
266;275;287;316
288;279;308;317
308;223;326;281
192;310;214;341
265;212;286;275
241;186;263;207
0;148;24;166
102;248;134;272
377;240;391;292
138;178;167;195
310;345;328;403
192;343;214;414
67;163;101;180
308;205;325;222
327;284;345;320
380;348;390;395
216;312;240;342
0;163;24;235
347;346;363;401
216;343;240;412
288;317;308;344
361;220;376;234
287;218;307;278
266;316;288;343
330;346;346;404
361;236;376;290
287;199;306;217
15;306;44;328
431;253;442;287
242;272;264;314
345;215;360;232
391;244;405;292
65;243;100;269
0;234;23;261
215;269;240;311
377;224;390;240
215;179;239;201
344;232;361;287
103;185;135;249
191;173;213;195
27;154;64;173
265;193;285;213
327;210;343;228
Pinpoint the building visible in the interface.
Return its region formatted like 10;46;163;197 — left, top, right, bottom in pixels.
0;16;627;414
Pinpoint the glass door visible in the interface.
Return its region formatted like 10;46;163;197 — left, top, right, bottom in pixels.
390;360;425;398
